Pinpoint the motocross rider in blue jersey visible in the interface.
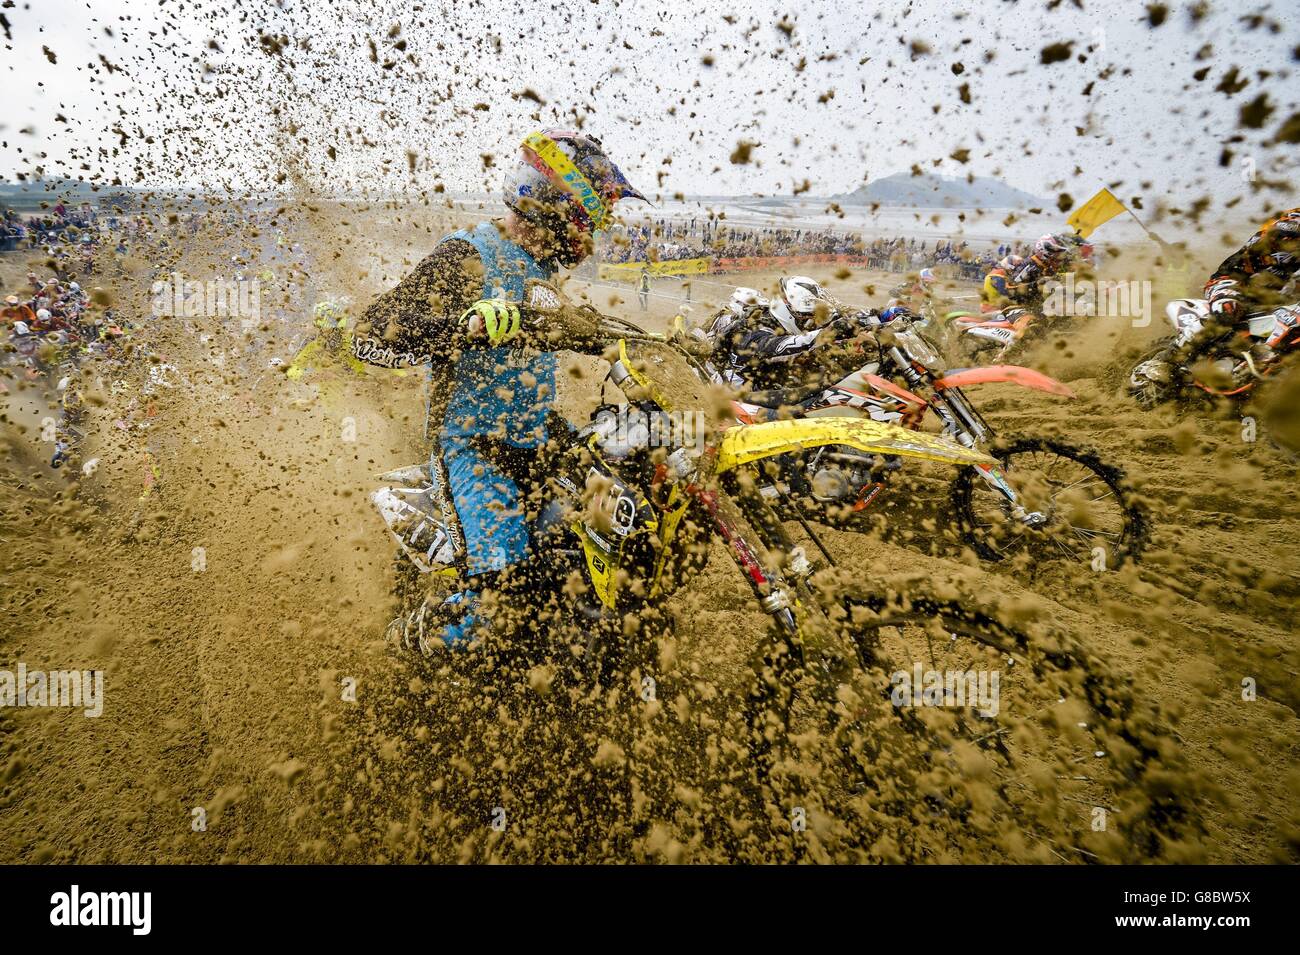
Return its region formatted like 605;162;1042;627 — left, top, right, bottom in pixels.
347;129;646;650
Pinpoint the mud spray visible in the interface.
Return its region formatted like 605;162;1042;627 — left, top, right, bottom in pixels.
1;1;1298;864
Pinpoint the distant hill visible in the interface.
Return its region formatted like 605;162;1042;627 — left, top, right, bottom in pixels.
0;177;110;211
836;171;1043;209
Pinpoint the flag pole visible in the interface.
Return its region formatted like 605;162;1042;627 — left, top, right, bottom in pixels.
1124;207;1162;243
1124;207;1186;268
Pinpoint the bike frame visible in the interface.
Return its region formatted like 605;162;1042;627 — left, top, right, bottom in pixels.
773;334;1074;520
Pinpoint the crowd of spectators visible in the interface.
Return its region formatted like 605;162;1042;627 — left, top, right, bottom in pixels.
599;219;867;263
599;219;707;263
596;217;1033;280
2;270;128;361
864;237;1030;280
2;201;104;250
707;225;865;259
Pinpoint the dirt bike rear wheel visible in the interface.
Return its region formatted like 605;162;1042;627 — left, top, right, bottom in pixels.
950;437;1147;566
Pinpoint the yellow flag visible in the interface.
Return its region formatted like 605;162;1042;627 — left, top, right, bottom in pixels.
1067;188;1127;238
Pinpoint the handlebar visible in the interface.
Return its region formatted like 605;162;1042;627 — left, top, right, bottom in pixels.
520;279;713;367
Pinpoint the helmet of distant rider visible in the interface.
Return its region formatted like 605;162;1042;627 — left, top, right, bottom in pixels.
313;300;347;329
1261;208;1300;247
918;268;936;285
502;129;647;268
779;275;829;322
997;254;1024;272
1035;233;1076;259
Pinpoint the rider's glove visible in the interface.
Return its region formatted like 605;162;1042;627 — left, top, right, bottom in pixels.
462;299;522;344
823;313;862;341
1232;350;1269;387
313;300;347;328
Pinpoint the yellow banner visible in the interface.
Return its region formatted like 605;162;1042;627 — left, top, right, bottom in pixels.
597;258;710;280
1067;187;1127;238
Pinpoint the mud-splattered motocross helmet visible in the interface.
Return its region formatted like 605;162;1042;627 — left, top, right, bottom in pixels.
502;129;647;267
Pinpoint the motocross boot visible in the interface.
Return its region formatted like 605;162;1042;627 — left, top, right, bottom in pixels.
385;590;485;655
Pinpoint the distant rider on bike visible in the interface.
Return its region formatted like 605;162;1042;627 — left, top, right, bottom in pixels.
888;267;938;315
980;233;1088;313
1133;207;1300;399
707;276;864;392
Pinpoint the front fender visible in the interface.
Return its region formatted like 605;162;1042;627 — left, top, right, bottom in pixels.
934;365;1075;397
715;417;993;474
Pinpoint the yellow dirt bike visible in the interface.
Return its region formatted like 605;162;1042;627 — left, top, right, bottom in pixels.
370;281;1194;859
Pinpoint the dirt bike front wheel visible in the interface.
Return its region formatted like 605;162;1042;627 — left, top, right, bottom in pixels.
954;332;1003;365
841;587;1194;861
744;581;1195;861
950;437;1147;566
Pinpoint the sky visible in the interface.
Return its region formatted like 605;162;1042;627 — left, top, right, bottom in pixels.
1;0;1296;223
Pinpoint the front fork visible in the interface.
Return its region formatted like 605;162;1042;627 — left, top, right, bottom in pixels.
699;475;838;654
706;475;868;754
970;461;1046;527
901;360;1047;529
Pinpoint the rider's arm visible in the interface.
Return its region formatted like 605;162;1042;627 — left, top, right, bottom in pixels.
1204;228;1280;326
1009;257;1045;289
284;337;324;381
736;324;822;363
1213;216;1300;289
350;240;485;369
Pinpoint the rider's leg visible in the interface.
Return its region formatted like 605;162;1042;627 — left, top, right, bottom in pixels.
387;437;531;654
424;437;531;650
1134;280;1243;403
